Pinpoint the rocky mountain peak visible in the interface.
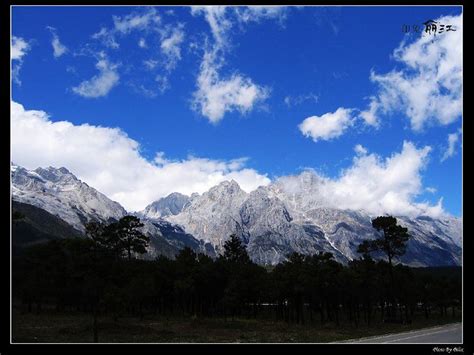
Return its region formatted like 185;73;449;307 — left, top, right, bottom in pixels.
12;163;126;232
12;162;462;267
140;192;190;219
165;173;462;266
210;179;244;195
34;166;76;183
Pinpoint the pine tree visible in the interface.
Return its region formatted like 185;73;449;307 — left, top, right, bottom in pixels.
223;234;250;264
357;215;411;320
116;216;150;261
357;216;410;267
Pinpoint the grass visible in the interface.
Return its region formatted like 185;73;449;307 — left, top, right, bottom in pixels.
12;308;461;343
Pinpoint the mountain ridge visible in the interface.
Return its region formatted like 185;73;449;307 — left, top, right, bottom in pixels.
11;164;213;259
12;163;462;266
163;174;461;266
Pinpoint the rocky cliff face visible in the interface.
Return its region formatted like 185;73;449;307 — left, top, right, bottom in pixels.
167;180;248;253
11;163;127;232
139;192;190;219
163;172;462;266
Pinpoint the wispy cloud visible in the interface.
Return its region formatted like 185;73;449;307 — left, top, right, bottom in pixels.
358;97;379;127
191;6;287;50
284;92;319;107
92;8;162;49
441;129;462;162
426;187;437;194
72;57;119;98
354;144;368;156
11;36;31;85
160;25;185;71
47;26;68;58
138;38;147;48
113;8;161;34
89;8;184;97
191;6;233;49
155;74;170;93
190;6;286;122
143;59;158;70
11;36;30;60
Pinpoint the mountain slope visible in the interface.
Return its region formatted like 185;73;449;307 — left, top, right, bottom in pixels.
12;200;82;249
12;163;127;232
11;164;214;259
139;192;190;219
12;163;461;266
168;180;248;252
163;172;462;266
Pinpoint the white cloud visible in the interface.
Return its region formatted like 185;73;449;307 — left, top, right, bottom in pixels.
138;38;147;48
307;14;461;139
325;141;443;217
52;36;68;57
358;97;379;127
130;83;158;98
72;58;119;98
92;27;119;49
234;6;288;24
160;26;185;71
191;6;287;49
11;101;271;211
426;187;437;194
279;141;443;218
155;75;170;93
113;8;161;34
47;27;68;58
92;8;161;49
11;101;446;218
284;92;319;107
11;36;30;60
189;6;287;122
298;107;355;142
354;144;368;156
191;6;232;49
90;9;183;96
11;36;31;85
366;14;462;131
441;129;462;162
143;59;158;70
12;65;22;86
192;49;269;123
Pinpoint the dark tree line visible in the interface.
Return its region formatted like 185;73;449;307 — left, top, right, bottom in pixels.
12;216;461;342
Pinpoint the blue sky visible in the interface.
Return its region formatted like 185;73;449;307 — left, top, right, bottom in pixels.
11;6;462;216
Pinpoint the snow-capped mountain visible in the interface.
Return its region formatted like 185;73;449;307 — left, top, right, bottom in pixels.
11;163;212;259
12;163;462;266
139;192;190;219
11;163;127;232
167;180;248;252
164;171;462;266
239;186;348;265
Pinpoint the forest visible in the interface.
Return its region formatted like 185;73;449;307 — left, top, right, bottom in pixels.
11;215;462;343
